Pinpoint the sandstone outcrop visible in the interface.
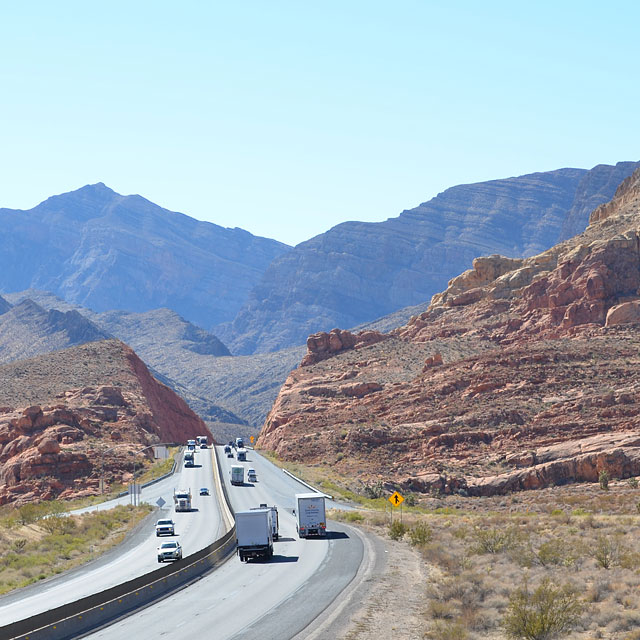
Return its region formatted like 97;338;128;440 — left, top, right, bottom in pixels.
258;168;640;496
0;339;211;505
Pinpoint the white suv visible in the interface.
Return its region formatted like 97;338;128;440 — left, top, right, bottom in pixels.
155;519;176;537
157;541;182;562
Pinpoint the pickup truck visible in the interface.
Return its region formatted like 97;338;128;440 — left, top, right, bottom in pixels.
155;519;176;537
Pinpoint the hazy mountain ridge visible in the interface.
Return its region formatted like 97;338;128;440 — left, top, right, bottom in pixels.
0;183;290;332
225;162;640;354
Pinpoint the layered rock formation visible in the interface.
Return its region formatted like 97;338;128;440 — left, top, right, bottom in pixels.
259;168;640;496
0;339;210;505
0;183;290;331
226;161;640;354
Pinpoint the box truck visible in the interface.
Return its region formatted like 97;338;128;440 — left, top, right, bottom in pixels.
230;465;244;485
237;448;247;462
236;509;273;561
252;504;279;540
296;493;326;537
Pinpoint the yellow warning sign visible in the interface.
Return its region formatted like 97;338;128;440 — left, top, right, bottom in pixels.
250;436;255;443
389;491;404;507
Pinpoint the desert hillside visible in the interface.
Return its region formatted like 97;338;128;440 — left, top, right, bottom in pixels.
0;339;210;505
258;168;640;496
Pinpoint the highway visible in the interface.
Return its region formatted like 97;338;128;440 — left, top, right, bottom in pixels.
0;446;224;625
84;446;366;640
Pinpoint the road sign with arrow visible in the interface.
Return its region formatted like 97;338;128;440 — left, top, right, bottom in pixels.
389;491;404;507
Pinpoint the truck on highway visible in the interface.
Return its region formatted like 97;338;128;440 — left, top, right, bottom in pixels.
252;503;279;540
295;493;327;538
174;488;192;512
230;465;244;485
184;450;194;467
237;448;247;462
187;439;196;451
235;437;244;449
236;508;274;562
196;435;208;448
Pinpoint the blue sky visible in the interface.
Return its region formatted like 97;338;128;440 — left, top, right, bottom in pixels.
1;1;638;246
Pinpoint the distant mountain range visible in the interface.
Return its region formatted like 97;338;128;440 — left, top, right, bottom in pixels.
0;183;290;331
221;161;640;353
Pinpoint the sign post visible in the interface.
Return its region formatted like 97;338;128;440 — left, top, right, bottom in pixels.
388;491;405;524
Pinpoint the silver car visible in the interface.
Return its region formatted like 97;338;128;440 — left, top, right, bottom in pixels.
157;541;182;562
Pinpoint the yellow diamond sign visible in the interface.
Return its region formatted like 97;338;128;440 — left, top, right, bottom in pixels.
389;491;404;507
250;436;255;443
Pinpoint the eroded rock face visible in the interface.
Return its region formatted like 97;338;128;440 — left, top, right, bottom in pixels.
0;339;211;505
258;168;640;497
301;329;388;366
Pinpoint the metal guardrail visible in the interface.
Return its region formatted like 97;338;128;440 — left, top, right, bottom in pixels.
2;446;237;640
282;469;333;499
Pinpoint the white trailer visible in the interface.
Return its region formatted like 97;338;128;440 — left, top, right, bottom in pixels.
174;488;192;512
236;509;273;562
237;448;247;462
230;465;244;485
252;504;279;540
295;493;326;538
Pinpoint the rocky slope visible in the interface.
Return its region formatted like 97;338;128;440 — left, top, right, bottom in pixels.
3;290;296;428
0;298;111;364
0;183;290;331
225;161;640;354
0;339;210;505
258;168;640;496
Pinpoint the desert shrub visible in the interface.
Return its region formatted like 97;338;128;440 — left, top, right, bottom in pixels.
363;481;385;499
591;534;622;569
40;515;77;535
584;580;610;603
425;620;469;640
12;539;26;553
388;520;407;540
599;469;610;491
408;521;432;546
472;525;518;554
536;538;577;567
428;599;456;619
404;493;417;507
343;511;364;523
503;578;583;640
627;476;639;489
17;503;43;526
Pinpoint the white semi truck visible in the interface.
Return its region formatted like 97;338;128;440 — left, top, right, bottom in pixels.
186;439;196;451
184;450;194;467
236;508;274;562
295;493;327;538
174;488;192;512
196;435;208;449
230;465;244;485
236;448;247;462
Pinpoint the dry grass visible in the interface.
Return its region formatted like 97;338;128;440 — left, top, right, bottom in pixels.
331;481;640;639
0;503;153;595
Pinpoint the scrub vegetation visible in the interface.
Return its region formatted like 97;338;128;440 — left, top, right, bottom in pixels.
330;477;640;639
0;502;152;595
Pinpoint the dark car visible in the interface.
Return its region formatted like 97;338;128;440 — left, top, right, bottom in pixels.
227;450;234;458
199;487;210;496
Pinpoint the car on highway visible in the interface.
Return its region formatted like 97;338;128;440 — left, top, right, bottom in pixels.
157;541;182;562
155;519;176;537
224;445;231;454
227;450;234;458
247;469;257;482
199;487;210;496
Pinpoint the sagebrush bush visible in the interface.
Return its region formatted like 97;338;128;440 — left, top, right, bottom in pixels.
472;526;518;554
408;521;432;546
599;469;610;491
503;578;583;640
388;520;407;540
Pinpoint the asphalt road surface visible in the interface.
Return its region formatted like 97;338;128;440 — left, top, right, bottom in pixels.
0;446;223;625
84;447;366;640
